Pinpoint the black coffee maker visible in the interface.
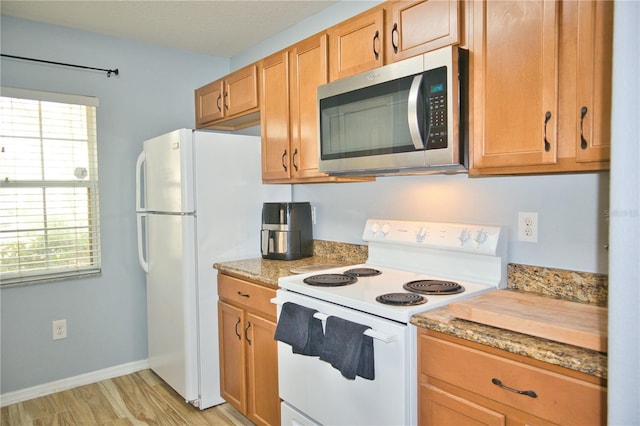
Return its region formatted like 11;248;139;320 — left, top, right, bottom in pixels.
261;202;313;260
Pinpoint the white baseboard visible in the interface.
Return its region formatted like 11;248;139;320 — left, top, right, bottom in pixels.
0;359;150;407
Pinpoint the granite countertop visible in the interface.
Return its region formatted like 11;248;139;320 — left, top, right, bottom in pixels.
213;240;368;288
411;264;608;380
214;243;608;380
410;305;607;379
213;256;353;288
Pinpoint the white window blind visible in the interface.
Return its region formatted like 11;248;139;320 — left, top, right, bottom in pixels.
0;87;101;286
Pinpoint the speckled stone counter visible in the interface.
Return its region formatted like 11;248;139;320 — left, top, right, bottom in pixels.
411;264;608;379
215;246;608;379
213;240;368;288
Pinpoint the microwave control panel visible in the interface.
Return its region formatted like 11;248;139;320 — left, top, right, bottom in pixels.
425;66;448;150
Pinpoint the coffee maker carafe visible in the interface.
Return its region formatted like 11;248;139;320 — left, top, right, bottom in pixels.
261;202;313;260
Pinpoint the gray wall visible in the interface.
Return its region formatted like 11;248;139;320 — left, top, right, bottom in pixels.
0;15;228;393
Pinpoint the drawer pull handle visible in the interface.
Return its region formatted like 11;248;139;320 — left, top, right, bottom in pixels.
237;291;250;298
491;378;538;398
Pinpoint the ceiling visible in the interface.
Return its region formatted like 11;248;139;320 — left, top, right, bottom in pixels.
0;0;338;58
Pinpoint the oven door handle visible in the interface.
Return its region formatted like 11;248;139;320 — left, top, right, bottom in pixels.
313;312;397;343
271;297;397;343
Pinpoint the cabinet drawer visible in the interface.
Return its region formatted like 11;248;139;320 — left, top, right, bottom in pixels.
218;274;276;319
418;333;606;425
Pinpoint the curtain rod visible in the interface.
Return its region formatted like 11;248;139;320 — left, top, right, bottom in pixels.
1;54;119;78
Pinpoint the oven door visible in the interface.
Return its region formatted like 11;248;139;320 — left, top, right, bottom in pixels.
272;289;416;426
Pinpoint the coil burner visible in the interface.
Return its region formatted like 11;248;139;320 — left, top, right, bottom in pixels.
403;280;465;295
303;274;357;287
344;268;382;277
375;292;427;306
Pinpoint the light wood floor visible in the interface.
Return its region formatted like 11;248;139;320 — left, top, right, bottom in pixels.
1;369;255;426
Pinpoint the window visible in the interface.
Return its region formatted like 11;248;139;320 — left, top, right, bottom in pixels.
0;87;101;286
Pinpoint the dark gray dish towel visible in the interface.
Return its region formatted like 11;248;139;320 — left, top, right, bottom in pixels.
274;302;324;356
319;316;374;380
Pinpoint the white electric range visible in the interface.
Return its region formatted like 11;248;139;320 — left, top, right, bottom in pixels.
273;218;507;426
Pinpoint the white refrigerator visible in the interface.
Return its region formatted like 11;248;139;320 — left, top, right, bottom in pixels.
135;129;290;409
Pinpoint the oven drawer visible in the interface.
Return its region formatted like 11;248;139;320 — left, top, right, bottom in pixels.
418;332;606;425
218;273;276;319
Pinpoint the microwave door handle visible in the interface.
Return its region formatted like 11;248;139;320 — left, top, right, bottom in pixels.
407;74;425;150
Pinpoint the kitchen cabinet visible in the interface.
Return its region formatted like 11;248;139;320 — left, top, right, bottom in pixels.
260;49;290;181
328;8;384;81
418;329;607;425
328;1;460;81
384;0;461;63
470;0;612;174
195;63;260;130
217;273;279;426
261;33;374;183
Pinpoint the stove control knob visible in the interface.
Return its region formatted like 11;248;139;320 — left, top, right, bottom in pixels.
381;223;391;235
416;227;427;242
473;230;488;247
458;228;471;245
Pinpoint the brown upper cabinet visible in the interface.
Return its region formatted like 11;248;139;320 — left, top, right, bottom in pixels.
260;49;291;181
195;63;260;130
329;8;384;81
384;0;461;63
470;0;612;175
329;0;461;81
261;33;373;183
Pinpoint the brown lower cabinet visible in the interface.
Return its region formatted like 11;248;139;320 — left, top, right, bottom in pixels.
418;329;606;425
218;273;280;426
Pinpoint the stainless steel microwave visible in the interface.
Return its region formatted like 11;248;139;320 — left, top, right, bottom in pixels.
318;45;468;176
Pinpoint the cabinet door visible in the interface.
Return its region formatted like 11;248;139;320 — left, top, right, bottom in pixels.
246;312;280;426
471;0;559;169
385;0;460;63
420;383;506;426
218;301;247;413
195;79;224;126
225;64;259;118
329;8;384;81
261;51;291;181
575;0;613;163
289;33;329;179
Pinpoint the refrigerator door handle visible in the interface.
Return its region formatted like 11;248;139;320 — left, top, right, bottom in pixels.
137;213;149;273
136;151;146;212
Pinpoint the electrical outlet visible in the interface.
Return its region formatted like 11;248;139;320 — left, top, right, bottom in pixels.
52;319;67;340
518;212;538;243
